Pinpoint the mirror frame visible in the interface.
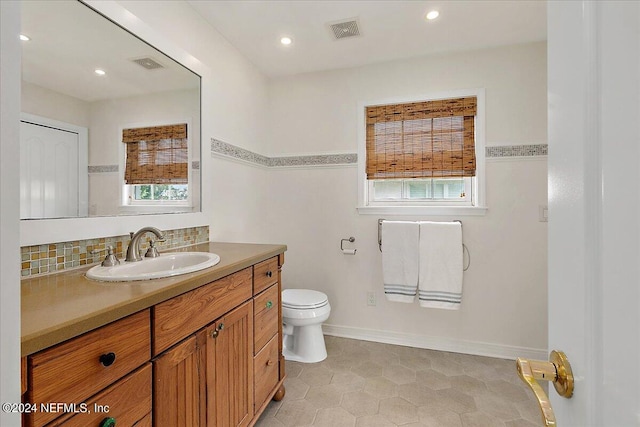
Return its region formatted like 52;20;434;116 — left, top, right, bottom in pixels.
20;0;211;246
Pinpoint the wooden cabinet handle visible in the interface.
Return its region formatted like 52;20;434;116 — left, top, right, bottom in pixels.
99;417;116;427
266;359;275;367
99;352;116;367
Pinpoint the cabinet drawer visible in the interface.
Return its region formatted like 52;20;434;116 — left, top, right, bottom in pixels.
27;310;150;427
46;363;152;427
253;257;278;295
153;268;252;355
253;284;279;354
253;335;279;414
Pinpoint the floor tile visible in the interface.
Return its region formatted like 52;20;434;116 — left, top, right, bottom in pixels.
257;336;541;427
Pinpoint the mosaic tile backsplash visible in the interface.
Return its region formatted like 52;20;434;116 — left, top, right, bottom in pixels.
20;225;209;278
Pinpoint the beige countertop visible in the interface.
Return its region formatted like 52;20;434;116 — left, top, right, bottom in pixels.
21;241;286;357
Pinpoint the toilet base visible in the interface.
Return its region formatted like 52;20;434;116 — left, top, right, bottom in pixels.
282;324;327;363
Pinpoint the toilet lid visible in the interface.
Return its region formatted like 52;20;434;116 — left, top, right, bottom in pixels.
282;289;329;309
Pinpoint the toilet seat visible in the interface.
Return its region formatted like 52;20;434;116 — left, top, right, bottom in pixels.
282;289;328;310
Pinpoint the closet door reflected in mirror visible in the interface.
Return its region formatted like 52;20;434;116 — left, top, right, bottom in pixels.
20;0;201;219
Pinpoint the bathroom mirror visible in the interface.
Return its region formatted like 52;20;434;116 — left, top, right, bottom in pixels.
20;0;201;219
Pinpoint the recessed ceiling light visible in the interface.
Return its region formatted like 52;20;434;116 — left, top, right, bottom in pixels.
426;10;440;20
94;69;106;76
280;37;292;46
20;34;30;41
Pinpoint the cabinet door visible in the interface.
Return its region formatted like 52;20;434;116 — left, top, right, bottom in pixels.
206;300;254;427
153;332;206;427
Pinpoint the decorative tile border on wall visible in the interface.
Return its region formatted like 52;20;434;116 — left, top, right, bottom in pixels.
486;144;548;158
20;225;209;278
213;139;547;167
88;161;199;173
211;138;357;168
211;139;271;166
88;165;119;173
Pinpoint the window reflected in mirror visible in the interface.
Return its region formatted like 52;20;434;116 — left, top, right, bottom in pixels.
20;0;201;219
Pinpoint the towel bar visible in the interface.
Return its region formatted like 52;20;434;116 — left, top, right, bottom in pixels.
378;219;470;271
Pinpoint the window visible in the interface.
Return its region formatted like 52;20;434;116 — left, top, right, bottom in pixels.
358;90;486;215
122;123;192;209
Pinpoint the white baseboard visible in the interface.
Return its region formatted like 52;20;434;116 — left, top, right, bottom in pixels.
322;323;547;361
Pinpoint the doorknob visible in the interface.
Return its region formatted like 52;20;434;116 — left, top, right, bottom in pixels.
516;350;574;426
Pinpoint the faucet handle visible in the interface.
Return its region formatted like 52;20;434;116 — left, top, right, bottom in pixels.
90;245;120;267
145;240;161;258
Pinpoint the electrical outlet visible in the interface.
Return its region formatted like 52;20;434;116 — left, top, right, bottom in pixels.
367;291;377;306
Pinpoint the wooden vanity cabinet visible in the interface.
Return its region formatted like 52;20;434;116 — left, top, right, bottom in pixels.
46;364;152;427
24;310;151;427
152;256;285;427
22;251;285;427
205;301;254;427
153;332;207;426
252;283;280;413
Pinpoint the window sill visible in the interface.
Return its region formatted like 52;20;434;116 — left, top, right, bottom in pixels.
119;205;193;215
357;205;488;216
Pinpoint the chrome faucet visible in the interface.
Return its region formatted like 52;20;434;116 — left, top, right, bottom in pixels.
125;227;165;262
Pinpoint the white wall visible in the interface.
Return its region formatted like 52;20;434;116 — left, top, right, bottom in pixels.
21;81;90;127
261;42;548;358
22;83;201;217
112;0;271;239
266;42;547;155
117;0;269;155
89;88;200;216
1;1;22;425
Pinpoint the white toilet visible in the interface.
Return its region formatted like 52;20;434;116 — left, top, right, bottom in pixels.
281;289;331;363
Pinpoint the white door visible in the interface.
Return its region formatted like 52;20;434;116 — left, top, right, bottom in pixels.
20;120;80;219
529;1;640;426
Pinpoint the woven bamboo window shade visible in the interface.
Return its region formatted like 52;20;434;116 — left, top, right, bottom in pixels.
123;123;188;185
365;96;477;180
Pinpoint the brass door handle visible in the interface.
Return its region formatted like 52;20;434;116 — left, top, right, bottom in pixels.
516;350;574;427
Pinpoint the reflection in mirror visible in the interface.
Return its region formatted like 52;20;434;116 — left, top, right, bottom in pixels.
20;0;201;219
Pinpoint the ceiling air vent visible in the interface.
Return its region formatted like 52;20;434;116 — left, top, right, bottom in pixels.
328;19;361;40
130;57;164;70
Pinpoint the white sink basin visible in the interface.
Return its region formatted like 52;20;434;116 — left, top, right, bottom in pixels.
86;252;220;282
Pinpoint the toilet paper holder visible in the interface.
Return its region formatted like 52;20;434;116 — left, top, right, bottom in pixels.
340;237;356;251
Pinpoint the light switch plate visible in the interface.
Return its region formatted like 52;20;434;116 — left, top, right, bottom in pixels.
539;205;548;222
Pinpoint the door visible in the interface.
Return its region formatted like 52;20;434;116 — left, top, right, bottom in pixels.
206;300;254;427
153;332;206;426
20;120;80;219
528;1;639;426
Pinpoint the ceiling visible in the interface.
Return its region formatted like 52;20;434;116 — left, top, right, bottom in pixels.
188;0;547;78
21;1;199;102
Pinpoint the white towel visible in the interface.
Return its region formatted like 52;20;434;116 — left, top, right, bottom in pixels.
382;221;420;303
418;221;463;309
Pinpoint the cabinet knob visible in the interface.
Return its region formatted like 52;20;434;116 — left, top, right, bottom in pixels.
266;271;273;278
99;417;116;427
266;359;275;367
266;301;273;309
99;352;116;367
210;323;224;339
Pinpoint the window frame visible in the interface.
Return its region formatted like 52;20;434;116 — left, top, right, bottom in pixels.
357;89;487;216
119;119;193;213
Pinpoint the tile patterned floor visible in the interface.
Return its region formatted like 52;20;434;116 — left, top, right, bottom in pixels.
255;336;543;427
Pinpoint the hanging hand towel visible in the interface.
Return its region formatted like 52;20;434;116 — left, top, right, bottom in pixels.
418;221;463;309
382;220;420;303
